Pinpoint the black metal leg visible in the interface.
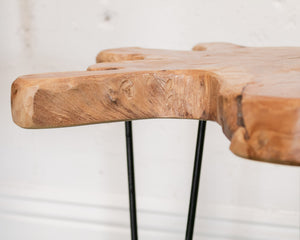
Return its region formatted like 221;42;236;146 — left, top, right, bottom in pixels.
125;121;138;240
124;120;205;240
185;120;207;240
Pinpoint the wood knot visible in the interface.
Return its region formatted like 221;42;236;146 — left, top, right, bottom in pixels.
120;80;134;98
107;88;118;104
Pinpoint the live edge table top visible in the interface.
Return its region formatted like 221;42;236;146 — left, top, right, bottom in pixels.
11;43;300;165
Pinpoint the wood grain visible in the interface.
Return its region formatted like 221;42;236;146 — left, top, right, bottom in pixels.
11;43;300;165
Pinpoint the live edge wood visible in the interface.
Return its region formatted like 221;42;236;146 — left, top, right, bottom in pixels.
11;43;300;165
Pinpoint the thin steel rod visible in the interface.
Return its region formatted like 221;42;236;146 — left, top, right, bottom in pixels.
185;120;207;240
125;121;138;240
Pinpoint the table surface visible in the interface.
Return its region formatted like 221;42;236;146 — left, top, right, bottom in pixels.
11;43;300;165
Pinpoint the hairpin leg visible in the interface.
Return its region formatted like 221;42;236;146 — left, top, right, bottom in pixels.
185;120;207;240
125;120;205;240
125;121;138;240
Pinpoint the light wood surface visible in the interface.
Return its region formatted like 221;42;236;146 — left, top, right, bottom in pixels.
11;43;300;165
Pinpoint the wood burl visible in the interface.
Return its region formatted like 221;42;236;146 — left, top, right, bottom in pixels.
11;43;300;165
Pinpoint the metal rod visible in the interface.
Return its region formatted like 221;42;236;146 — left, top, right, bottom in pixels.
125;121;138;240
185;120;207;240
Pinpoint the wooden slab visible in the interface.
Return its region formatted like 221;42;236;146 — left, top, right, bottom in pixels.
11;43;300;165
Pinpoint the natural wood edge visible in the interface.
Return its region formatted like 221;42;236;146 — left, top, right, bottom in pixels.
11;43;300;165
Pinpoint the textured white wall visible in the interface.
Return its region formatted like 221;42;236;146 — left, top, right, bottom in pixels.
1;0;300;239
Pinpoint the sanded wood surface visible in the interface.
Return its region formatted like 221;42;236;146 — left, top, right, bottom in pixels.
11;43;300;165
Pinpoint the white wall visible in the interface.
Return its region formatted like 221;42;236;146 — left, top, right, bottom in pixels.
1;0;300;239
